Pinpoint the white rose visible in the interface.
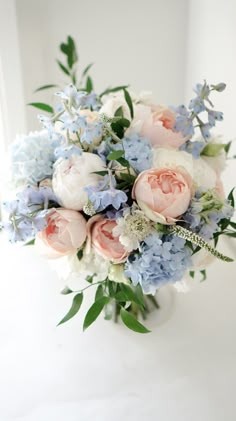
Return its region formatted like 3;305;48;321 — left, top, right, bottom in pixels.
52;152;105;210
193;157;217;190
152;148;194;177
99;91;130;119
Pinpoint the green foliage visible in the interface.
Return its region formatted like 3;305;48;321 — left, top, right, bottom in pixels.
61;286;73;295
27;102;54;113
34;84;59;93
201;143;225;157
100;85;129;98
107;150;124;161
83;297;110;331
57;293;83;326
123;88;134;119
120;308;150;333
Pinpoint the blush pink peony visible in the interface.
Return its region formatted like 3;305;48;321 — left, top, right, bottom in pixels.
35;208;87;258
138;105;186;149
87;215;129;263
132;168;192;224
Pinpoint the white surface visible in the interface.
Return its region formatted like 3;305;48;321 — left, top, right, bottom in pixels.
0;234;236;421
15;0;188;131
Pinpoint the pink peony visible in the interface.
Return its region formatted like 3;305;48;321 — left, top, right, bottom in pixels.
139;105;186;149
87;215;129;263
132;168;192;224
35;208;87;258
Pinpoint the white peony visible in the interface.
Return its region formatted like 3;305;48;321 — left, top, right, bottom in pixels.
52;152;105;210
152;148;194;177
99;90;153;120
193;157;217;190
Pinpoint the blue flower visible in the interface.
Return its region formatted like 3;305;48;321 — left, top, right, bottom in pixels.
122;134;153;173
183;189;234;240
80;122;103;144
84;174;128;212
124;232;191;294
1;186;59;243
10;130;56;185
55;85;100;110
54;144;82;160
208;110;224;127
180;140;205;159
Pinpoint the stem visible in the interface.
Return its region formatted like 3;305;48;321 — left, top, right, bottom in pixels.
72;280;106;294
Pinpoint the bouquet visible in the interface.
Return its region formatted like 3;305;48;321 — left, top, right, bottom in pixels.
1;37;235;333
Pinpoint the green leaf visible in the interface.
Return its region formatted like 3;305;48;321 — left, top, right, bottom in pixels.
56;60;70;76
24;238;35;246
61;286;73;295
77;248;83;260
189;270;195;279
83;297;109;331
121;284;145;308
95;284;104;301
119;172;136;183
107;150;124;161
114;106;124;117
57;293;83;326
224;141;232;154
229;221;236;229
82;62;94;77
86;76;93;93
86;275;94;284
115;291;128;302
116;157;130;168
27;102;54;113
34;84;59;93
200;269;207;282
201;143;225;157
100;85;129;98
111;122;125;139
120;308;150;333
228;188;235;208
123;89;134;119
92;170;109;176
146;294;160;309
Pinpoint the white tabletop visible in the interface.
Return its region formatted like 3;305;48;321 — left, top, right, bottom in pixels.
0;234;236;421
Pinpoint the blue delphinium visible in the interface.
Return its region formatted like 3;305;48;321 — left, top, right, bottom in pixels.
1;186;59;243
84;174;128;212
54;144;82;160
55;84;100;111
173;105;195;138
180;140;205;159
173;81;225;141
122;134;153;173
10;130;56;185
124;231;191;294
183;189;234;240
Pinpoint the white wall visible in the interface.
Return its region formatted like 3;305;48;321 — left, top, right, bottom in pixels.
15;0;189;131
186;0;236;194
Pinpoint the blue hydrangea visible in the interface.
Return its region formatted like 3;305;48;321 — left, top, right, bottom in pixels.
183;189;234;240
84;174;128;212
1;186;58;243
124;232;191;294
122;134;153;173
10;130;56;185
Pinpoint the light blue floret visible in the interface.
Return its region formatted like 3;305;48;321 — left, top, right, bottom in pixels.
124;232;191;294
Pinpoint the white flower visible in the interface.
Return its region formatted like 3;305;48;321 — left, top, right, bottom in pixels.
50;249;110;290
99;91;130;119
112;206;152;252
99;91;153;120
52;152;105;210
193;157;217;190
152;148;194;177
202;136;226;173
108;264;130;285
